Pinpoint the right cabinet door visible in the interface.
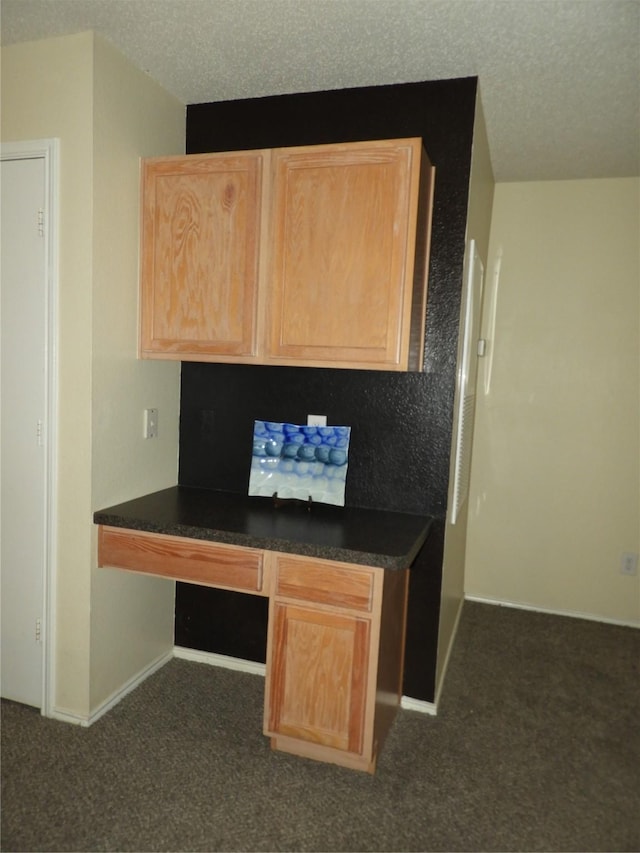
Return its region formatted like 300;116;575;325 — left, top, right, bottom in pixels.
267;601;371;754
266;138;432;370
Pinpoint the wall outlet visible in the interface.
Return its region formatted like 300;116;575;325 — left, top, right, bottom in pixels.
144;408;158;439
307;414;327;427
620;552;638;576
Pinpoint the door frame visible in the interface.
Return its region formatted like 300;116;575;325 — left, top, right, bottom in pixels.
1;138;59;716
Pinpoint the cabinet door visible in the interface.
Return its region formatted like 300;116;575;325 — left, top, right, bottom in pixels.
140;152;263;359
266;138;425;370
267;602;370;754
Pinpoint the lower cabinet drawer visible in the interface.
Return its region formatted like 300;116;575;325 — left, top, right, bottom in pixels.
98;526;264;594
275;555;375;611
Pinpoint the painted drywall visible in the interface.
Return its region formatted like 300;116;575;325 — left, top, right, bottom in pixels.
465;178;640;625
89;35;184;711
1;32;185;718
437;89;495;698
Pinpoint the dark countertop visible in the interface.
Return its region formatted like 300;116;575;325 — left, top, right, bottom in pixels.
93;486;433;570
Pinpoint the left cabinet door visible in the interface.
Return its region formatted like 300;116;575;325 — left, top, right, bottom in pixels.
140;152;264;360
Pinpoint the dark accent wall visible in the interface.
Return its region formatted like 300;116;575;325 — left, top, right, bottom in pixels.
175;78;478;702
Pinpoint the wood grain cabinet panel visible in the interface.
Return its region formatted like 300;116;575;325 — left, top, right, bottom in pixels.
274;555;374;611
267;603;369;753
139;138;434;371
98;526;265;594
266;139;431;370
140;152;263;359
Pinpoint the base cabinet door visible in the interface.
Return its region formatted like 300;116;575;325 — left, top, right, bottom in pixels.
266;602;370;755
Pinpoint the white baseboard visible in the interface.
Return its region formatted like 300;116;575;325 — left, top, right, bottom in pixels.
48;649;174;727
89;649;174;726
401;696;437;715
173;646;266;676
47;707;92;727
48;596;633;730
174;645;436;714
464;593;639;629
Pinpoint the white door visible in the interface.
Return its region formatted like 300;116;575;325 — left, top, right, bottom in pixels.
1;154;47;707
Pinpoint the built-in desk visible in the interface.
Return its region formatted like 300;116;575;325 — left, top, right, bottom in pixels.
94;486;432;773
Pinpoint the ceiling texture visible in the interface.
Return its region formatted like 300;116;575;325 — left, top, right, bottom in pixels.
1;0;638;182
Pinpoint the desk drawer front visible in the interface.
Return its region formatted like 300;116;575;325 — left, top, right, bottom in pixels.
98;527;264;593
275;556;374;612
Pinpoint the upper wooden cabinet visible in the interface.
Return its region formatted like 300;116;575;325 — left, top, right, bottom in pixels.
140;138;434;371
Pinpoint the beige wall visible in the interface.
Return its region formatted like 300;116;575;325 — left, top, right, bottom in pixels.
437;89;495;699
1;33;185;718
465;178;640;625
89;36;184;710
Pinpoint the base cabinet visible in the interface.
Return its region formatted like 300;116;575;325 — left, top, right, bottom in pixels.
97;525;409;774
264;553;408;773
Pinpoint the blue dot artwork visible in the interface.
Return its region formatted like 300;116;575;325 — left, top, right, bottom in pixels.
248;420;351;507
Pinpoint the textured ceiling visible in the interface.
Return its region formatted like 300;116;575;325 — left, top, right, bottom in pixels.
1;0;639;181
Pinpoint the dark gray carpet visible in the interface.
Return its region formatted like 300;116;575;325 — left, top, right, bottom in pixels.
2;601;639;852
